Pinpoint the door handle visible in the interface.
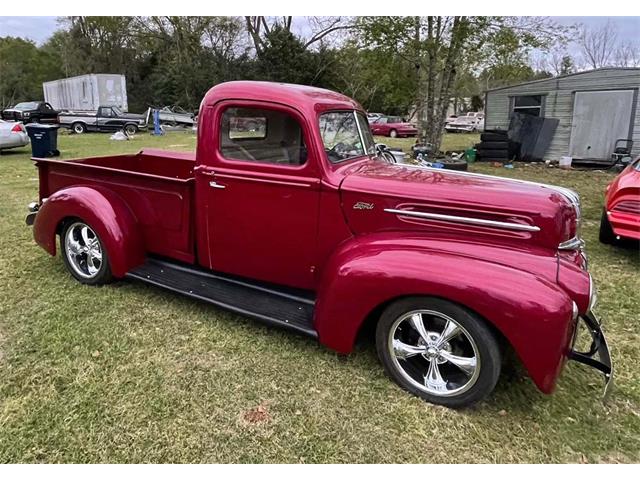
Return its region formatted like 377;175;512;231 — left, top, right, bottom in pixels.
209;181;226;189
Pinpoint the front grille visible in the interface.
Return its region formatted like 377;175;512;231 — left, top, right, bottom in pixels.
612;200;640;215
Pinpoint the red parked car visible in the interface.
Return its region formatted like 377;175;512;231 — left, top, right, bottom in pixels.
25;81;611;408
600;157;640;244
369;115;418;138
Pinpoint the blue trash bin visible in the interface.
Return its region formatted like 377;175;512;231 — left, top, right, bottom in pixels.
25;123;60;157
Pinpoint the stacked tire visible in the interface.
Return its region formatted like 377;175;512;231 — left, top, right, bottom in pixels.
475;130;510;162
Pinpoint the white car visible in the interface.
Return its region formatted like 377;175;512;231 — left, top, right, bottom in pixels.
0;120;29;152
445;113;485;133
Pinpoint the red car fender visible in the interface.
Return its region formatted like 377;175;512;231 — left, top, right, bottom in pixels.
604;164;640;240
33;186;144;278
314;235;575;394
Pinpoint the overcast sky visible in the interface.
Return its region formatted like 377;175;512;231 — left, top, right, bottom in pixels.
0;16;638;48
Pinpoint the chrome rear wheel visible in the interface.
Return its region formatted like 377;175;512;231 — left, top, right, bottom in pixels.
61;220;112;285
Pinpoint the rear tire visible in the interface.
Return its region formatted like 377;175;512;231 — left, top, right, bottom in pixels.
72;122;86;134
481;132;508;142
124;124;138;136
60;220;112;285
376;297;502;408
389;129;398;138
599;208;617;245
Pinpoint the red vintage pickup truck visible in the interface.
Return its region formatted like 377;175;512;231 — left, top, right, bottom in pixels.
26;81;612;408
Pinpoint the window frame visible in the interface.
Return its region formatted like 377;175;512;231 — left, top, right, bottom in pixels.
318;109;375;165
510;94;546;117
215;102;311;170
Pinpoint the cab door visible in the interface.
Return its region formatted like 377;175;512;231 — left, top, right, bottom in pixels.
195;101;321;290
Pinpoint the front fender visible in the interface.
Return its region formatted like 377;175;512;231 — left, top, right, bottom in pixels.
315;234;575;394
33;186;144;277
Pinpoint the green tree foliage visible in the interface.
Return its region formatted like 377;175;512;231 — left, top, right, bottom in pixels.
1;15;571;129
358;16;570;150
0;37;63;107
330;44;417;114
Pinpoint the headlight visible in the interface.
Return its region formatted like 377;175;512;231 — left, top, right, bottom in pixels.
23;112;30;117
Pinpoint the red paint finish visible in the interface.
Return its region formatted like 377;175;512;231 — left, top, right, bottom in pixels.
33;186;144;277
30;81;595;395
604;160;640;240
314;233;575;393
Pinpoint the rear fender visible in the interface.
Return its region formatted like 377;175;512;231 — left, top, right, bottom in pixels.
315;234;575;393
33;186;144;277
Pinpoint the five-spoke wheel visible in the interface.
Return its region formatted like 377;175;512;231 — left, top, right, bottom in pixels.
376;297;501;408
61;220;112;284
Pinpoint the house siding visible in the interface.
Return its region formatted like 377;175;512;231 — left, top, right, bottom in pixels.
485;68;640;161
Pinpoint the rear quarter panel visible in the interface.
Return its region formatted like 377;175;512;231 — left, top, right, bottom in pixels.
36;158;195;264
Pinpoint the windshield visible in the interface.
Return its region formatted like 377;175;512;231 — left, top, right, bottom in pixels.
319;111;375;163
14;102;38;111
112;106;123;116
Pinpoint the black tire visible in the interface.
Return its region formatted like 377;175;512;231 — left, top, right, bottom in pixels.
438;158;468;171
480;132;508;142
376;297;502;408
60;219;113;285
124;124;138;136
72;122;86;134
389;129;398;138
599;208;617;245
480;141;508;149
477;149;508;159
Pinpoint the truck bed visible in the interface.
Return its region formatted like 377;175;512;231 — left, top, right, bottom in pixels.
34;149;197;263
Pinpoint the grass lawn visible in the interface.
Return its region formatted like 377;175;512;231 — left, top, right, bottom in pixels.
0;130;638;463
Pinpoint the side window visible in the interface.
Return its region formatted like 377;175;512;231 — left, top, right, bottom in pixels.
100;108;113;117
512;95;544;117
220;107;307;166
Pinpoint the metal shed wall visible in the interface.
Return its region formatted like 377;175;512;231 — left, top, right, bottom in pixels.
484;68;640;161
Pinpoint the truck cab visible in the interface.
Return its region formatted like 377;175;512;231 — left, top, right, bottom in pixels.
26;81;612;408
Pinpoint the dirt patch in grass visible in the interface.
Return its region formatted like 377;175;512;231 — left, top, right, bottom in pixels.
242;402;271;425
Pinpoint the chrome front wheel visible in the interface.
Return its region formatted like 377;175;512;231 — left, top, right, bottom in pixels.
389;310;481;396
61;221;112;284
376;297;501;408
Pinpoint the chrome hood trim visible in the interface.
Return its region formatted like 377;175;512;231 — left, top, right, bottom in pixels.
384;208;541;232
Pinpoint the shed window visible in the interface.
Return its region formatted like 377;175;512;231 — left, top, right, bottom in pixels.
512;95;543;117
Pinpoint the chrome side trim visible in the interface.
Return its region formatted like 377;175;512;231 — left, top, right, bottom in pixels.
384;208;541;232
588;274;598;312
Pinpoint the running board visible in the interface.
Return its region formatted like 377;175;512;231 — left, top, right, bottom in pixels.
126;258;317;337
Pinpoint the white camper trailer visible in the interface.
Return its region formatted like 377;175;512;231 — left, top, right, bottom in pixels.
43;74;128;112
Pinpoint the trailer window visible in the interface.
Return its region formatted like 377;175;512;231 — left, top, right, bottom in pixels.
512;95;543;117
220;107;307;166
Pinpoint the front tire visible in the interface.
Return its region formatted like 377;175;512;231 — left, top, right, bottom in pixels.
60;220;112;285
376;297;501;408
599;208;617;244
389;129;398;138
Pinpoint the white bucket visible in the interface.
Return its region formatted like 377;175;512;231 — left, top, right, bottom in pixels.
559;156;573;169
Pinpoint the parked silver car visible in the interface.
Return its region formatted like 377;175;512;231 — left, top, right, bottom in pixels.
0;120;29;152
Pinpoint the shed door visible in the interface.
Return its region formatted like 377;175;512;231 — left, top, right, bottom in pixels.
569;90;634;159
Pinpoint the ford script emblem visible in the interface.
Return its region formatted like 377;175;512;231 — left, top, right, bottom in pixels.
353;202;374;210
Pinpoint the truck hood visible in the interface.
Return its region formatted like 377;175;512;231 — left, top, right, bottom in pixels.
339;160;579;250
